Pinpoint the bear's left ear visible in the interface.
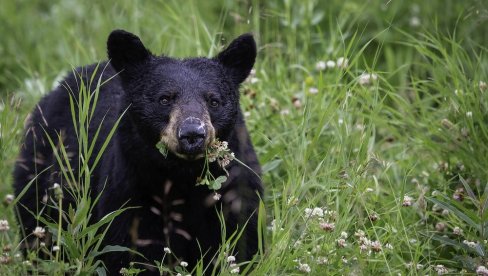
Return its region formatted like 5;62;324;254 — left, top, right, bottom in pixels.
216;33;257;84
107;29;152;74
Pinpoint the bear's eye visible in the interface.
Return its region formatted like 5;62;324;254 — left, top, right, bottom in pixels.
159;96;171;106
209;99;220;108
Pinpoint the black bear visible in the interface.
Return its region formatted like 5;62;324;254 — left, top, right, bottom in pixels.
13;30;263;274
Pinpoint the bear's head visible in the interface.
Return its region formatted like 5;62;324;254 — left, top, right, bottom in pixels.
107;30;256;160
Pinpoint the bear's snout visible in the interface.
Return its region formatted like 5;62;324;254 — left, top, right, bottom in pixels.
177;117;206;154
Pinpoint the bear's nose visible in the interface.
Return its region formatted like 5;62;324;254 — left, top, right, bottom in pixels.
177;117;206;153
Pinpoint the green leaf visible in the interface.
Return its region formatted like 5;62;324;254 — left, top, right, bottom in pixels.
211;175;227;190
156;140;168;157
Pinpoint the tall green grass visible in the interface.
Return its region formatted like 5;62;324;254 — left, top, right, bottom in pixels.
1;0;487;275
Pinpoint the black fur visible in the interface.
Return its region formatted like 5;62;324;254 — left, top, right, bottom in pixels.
13;30;263;275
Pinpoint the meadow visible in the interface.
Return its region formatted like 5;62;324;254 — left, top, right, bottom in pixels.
1;0;487;275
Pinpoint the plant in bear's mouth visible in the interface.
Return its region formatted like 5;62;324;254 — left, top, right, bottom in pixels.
155;140;169;157
198;139;236;190
155;139;235;191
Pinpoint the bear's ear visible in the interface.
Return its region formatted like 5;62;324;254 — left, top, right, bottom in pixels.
107;29;152;73
216;33;257;84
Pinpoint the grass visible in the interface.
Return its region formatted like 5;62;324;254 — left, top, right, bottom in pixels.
1;0;488;274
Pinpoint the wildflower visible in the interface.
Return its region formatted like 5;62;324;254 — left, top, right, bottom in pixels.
311;207;324;218
385;243;393;250
368;213;379;222
466;111;473;118
359;244;368;253
463;240;477;248
227;256;236;263
341;256;348;264
292;97;302;109
441;209;449;216
359;236;371;246
434;264;448;275
358;73;378;86
3;194;14;206
317;256;328;265
319;222;335;232
213;193;222;201
326;60;336;68
370;240;382;252
435;222;446;232
315;61;326;71
180;261;188;267
23;260;32;266
365;188;374;192
476;266;488;276
0;255;11;264
230;267;240;274
453;187;464;201
402;195;414;207
453;226;463;236
336;57;349;69
337;238;347;248
33;226;46;239
308;87;319;94
354;230;365;238
340;231;348;239
280;109;290;116
52;183;63;200
0;220;10;232
409;16;421;27
52;245;60;252
480;81;487;92
164;247;171;254
207;140;235;168
249;77;259;84
432;203;442;212
298;263;311;273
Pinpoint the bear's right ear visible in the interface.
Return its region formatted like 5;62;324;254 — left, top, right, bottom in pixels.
107;30;152;73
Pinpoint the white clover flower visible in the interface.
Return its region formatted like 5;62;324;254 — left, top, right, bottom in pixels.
453;226;463;236
466;111;473;118
354;230;365;238
326;60;336;68
337;238;347;248
52;245;60;252
359;244;368;253
227;256;236;263
33;226;46;239
298;263;311;273
340;231;348;238
164;247;171;254
180;261;188;267
358;73;378;86
337;57;349;69
311;207;324;218
463;240;477;248
410;16;421;27
385;243;393;250
0;220;10;232
480;81;487;92
402;195;414;207
308;87;319;94
476;265;488;276
316;256;328;265
213;193;222;201
315;61;326;71
370;240;382;252
304;208;313;218
319;222;335;232
250;77;259;84
434;264;448;275
230;267;240;274
3;194;14;205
